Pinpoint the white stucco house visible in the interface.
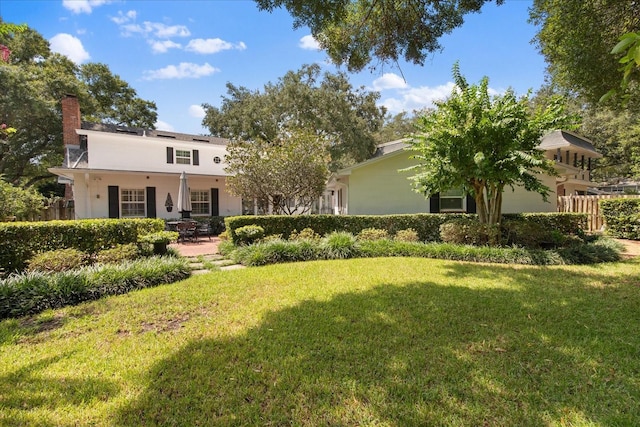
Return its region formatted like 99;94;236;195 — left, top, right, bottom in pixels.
49;95;243;220
325;130;602;216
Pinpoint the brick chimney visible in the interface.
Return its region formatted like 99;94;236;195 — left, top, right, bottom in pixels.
62;94;81;148
61;95;81;201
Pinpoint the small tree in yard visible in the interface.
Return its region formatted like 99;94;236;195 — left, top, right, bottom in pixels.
225;128;329;215
406;64;577;226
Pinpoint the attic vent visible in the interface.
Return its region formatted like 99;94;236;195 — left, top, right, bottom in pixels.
156;134;176;139
116;128;138;135
192;138;209;142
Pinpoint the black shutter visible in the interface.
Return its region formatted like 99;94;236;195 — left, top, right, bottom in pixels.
166;147;174;164
146;187;156;218
211;188;219;216
466;194;476;214
429;193;440;213
108;186;119;218
193;149;199;165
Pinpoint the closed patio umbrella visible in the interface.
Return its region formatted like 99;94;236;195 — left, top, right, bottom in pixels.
177;171;192;219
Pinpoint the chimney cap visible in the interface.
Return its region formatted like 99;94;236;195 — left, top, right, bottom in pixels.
64;94;78;99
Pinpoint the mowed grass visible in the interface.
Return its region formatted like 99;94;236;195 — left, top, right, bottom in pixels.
1;257;639;426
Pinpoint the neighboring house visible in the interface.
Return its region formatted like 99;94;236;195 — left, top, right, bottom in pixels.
326;130;601;215
49;95;243;220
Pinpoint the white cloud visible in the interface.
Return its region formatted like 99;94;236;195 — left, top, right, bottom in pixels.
62;0;110;14
186;38;246;54
380;82;456;113
155;120;175;132
299;34;320;50
143;62;219;80
111;10;137;25
149;39;182;54
143;22;190;38
50;33;90;64
372;73;408;91
188;105;206;119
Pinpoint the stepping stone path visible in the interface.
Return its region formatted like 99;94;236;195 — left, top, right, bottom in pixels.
185;254;245;275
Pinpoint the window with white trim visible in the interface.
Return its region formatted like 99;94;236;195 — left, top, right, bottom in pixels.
440;188;465;212
176;149;191;165
121;189;145;217
191;190;210;215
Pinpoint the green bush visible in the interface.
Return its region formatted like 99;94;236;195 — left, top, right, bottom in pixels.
0;256;191;320
357;228;389;241
395;228;419;242
224;213;586;246
235;225;265;245
289;227;322;241
0;218;164;275
440;219;500;246
600;198;640;239
27;248;86;273
95;244;140;265
139;231;179;245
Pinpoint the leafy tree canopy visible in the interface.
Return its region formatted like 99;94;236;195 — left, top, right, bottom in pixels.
202;64;385;171
0;22;157;187
530;0;640;107
406;64;578;226
255;0;500;72
225;128;329;214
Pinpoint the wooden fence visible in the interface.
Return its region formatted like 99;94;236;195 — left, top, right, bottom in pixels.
557;194;640;232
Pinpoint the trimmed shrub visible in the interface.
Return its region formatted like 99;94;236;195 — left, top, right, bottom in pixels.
0;218;164;275
235;225;265;245
0;256;191;319
27;248;86;273
357;228;389;241
289;228;322;241
440;219;500;246
95;244;140;265
600;198;640;239
225;213;586;246
394;228;419;242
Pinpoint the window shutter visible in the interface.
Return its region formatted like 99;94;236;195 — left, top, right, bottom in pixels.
466;194;476;214
429;193;440;213
166;147;174;164
146;187;156;218
193;149;199;165
108;186;119;218
211;188;219;216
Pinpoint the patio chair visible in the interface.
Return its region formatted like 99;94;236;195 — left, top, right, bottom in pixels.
176;221;197;243
196;222;212;241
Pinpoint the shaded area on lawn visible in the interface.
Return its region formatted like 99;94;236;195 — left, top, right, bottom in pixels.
0;353;120;426
115;262;640;426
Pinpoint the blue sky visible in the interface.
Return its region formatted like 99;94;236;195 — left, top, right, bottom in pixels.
1;0;548;135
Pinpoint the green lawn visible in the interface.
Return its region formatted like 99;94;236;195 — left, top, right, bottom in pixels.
1;257;639;426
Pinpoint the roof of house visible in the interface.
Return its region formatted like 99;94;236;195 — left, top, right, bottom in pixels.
538;130;601;156
81;122;229;146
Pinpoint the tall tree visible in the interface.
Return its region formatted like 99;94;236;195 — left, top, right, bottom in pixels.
406;64;577;225
530;0;640;107
0;23;157;186
255;0;500;72
374;112;418;144
225;128;329;214
203;64;385;170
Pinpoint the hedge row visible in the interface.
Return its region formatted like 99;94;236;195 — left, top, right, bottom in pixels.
0;218;164;274
0;256;191;320
224;213;587;245
600;199;640;239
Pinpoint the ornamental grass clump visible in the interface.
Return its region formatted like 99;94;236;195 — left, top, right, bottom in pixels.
322;232;358;259
27;248;86;273
357;227;389;241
